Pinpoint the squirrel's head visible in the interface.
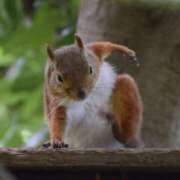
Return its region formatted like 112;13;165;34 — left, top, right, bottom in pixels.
46;35;101;101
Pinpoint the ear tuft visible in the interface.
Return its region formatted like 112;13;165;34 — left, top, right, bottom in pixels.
75;34;84;49
46;44;55;60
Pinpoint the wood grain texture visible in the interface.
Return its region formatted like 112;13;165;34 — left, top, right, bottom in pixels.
1;148;180;171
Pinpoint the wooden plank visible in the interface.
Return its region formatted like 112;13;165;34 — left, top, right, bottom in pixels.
0;148;180;171
10;171;180;180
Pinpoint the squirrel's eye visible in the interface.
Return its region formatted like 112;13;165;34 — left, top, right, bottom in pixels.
57;74;63;83
89;66;93;74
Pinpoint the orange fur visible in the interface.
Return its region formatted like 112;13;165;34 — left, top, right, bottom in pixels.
112;74;143;147
49;106;66;143
44;35;142;148
44;85;66;146
87;42;136;60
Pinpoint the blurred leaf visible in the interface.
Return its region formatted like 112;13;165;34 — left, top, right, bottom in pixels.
0;0;80;147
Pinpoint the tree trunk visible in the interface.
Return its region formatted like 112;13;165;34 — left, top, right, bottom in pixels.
77;0;180;147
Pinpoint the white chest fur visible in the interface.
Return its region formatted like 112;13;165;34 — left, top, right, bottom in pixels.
63;62;123;149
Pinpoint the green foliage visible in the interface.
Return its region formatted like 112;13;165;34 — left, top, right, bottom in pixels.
0;0;80;147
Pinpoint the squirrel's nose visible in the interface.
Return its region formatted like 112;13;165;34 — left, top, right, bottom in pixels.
77;89;86;100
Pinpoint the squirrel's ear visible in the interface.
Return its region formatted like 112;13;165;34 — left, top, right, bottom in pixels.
46;45;55;61
75;34;84;49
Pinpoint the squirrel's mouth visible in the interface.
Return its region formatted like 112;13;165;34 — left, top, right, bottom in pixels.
66;89;87;101
64;93;86;102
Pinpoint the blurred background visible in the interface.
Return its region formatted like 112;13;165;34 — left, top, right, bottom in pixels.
1;0;180;148
0;0;80;147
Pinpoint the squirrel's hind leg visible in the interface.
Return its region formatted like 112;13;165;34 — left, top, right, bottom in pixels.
111;74;143;148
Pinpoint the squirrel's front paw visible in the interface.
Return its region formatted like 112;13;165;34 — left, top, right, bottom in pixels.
43;139;68;149
122;49;139;66
43;141;51;148
51;139;68;149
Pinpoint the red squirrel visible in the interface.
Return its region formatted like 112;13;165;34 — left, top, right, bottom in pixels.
44;34;143;149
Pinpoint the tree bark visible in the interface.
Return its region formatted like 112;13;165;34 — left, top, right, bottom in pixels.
77;0;180;147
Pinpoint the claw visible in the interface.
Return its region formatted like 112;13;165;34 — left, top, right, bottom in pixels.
124;50;140;67
133;56;140;67
43;140;68;149
42;141;51;148
51;139;68;149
